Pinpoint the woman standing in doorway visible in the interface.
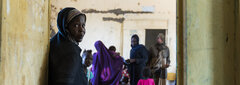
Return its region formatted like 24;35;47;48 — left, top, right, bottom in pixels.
148;33;170;85
126;34;149;85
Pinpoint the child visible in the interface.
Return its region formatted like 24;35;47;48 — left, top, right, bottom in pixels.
82;50;94;85
137;67;155;85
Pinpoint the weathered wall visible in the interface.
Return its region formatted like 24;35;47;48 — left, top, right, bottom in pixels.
51;0;177;76
236;0;240;84
0;0;2;68
0;0;49;85
186;0;236;85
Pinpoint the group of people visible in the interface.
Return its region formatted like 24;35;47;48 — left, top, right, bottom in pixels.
48;7;170;85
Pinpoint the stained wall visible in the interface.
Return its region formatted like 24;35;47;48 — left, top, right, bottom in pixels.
0;0;50;85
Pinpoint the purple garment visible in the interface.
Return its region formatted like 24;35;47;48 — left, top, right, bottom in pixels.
91;41;124;85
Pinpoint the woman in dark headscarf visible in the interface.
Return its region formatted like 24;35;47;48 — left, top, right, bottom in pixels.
126;34;148;85
49;7;87;85
91;41;124;85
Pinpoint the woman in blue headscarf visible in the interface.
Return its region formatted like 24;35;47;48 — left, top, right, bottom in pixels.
126;34;148;85
49;7;87;85
91;41;124;85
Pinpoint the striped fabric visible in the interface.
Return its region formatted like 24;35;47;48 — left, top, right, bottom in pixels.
66;9;82;24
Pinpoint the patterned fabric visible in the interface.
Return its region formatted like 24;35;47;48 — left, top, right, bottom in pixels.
122;69;130;78
66;9;82;25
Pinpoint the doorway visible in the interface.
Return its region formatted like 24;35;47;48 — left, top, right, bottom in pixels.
145;29;166;49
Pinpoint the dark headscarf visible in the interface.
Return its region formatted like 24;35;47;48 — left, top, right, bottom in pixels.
57;7;74;38
49;7;88;85
56;7;86;44
131;34;140;47
91;41;123;85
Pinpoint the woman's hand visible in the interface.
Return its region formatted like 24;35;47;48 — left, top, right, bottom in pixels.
130;59;136;63
126;59;136;63
162;64;170;68
125;59;130;63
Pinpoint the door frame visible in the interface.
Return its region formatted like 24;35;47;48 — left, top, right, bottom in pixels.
177;0;186;85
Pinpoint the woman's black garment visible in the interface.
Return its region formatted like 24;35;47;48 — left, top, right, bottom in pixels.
48;8;87;85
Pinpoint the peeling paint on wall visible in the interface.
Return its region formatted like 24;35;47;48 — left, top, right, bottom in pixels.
71;0;78;2
50;25;56;38
82;8;153;15
102;17;125;23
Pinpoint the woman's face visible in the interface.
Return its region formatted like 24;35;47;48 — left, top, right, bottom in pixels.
84;58;93;67
157;37;163;44
131;38;138;46
68;15;86;42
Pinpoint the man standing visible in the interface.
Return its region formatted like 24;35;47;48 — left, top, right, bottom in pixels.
126;34;148;85
148;33;170;85
49;7;88;85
